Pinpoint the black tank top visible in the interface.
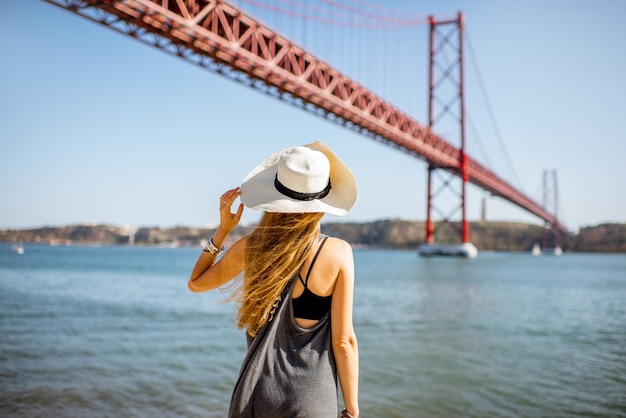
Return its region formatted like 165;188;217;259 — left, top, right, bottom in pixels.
292;236;332;320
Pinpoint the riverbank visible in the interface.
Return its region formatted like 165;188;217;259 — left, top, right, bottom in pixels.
1;220;624;253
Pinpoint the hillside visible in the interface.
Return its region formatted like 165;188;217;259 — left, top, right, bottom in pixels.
1;221;625;253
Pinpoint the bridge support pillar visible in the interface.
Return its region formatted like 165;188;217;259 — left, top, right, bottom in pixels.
425;166;435;244
419;12;477;258
540;170;563;255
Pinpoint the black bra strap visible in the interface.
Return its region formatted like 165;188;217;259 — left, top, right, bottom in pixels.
303;236;329;287
297;274;306;287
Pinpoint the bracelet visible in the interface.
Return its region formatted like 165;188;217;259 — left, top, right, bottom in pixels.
341;409;358;418
203;238;224;256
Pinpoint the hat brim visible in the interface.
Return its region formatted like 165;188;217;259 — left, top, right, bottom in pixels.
240;141;357;216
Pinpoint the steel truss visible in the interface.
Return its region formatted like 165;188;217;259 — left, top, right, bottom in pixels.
42;0;567;233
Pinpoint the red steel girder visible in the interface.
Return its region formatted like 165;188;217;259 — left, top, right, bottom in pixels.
42;0;568;234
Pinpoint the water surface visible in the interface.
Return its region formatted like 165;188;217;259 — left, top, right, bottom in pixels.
1;244;624;417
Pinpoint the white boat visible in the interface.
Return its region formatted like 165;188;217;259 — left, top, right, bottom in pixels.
531;243;541;256
10;244;24;255
419;242;478;258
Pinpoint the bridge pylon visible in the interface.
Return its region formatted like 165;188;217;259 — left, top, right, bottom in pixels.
419;12;477;258
539;169;563;255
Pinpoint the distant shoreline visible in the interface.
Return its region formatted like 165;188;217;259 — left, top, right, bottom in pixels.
1;220;624;253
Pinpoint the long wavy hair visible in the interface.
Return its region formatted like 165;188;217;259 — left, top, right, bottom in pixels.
234;211;324;336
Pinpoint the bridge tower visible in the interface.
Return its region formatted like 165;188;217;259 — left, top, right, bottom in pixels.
541;169;563;255
419;12;477;258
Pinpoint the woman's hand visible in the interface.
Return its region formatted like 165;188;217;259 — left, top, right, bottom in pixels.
187;187;245;292
218;187;244;235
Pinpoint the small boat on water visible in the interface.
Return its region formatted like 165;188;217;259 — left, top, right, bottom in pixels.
419;242;478;258
531;243;541;256
531;242;562;256
10;243;24;255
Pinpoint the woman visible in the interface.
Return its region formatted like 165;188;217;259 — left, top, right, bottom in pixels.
188;141;359;418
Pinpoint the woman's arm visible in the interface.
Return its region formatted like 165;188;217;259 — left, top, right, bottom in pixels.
188;187;246;292
188;237;246;292
330;239;359;417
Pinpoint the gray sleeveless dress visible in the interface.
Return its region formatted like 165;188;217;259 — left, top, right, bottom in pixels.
228;252;338;417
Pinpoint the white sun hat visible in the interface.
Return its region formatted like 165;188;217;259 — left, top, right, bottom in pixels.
240;141;357;216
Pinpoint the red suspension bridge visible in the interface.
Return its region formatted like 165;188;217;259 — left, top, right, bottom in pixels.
42;0;568;252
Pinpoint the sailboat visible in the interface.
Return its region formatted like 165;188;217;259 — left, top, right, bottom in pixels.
531;243;541;256
10;243;24;255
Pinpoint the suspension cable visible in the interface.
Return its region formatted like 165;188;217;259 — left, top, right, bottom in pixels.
238;0;427;28
466;28;526;192
467;113;493;169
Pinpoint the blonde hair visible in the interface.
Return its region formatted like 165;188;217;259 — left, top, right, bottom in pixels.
235;212;324;336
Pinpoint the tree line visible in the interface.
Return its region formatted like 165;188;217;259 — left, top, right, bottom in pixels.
1;220;625;253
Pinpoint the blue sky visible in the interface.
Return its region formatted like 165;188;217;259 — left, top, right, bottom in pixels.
1;0;625;231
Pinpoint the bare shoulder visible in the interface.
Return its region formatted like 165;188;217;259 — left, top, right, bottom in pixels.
323;237;353;262
307;236;353;295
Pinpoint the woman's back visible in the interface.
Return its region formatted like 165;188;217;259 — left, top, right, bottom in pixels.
292;236;346;329
230;236;344;417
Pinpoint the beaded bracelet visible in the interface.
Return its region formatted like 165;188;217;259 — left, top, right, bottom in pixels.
341;409;358;418
203;238;224;256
